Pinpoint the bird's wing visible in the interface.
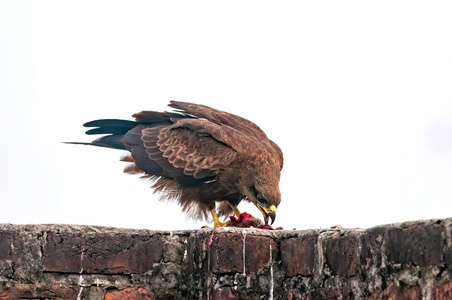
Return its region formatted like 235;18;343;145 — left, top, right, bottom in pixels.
168;101;284;170
131;110;186;124
168;101;268;140
141;118;238;180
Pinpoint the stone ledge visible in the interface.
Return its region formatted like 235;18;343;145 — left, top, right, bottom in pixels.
0;218;451;299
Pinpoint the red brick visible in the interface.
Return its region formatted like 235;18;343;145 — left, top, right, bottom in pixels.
84;233;164;274
210;233;242;274
104;287;154;300
308;288;351;300
187;233;209;276
287;289;306;300
0;284;79;300
0;231;23;262
433;280;452;300
42;232;86;273
325;234;360;276
213;288;256;300
281;235;317;276
0;231;21;261
43;232;164;274
210;233;277;274
244;235;278;274
360;227;385;268
385;283;421;300
384;223;443;267
212;287;237;300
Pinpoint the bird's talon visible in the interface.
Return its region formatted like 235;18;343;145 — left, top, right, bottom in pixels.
211;208;232;227
213;220;230;227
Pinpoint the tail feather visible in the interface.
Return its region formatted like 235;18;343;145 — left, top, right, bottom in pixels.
66;118;139;150
63;135;126;150
91;135;127;150
68;108;184;151
83;119;137;128
85;126;133;135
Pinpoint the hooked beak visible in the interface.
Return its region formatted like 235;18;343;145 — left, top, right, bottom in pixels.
257;204;277;225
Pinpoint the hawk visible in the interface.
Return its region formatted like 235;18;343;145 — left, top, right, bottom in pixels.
69;101;283;227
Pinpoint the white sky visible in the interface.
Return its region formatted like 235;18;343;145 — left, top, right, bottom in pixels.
1;1;452;231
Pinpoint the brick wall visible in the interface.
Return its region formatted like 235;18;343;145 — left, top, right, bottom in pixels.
0;218;451;299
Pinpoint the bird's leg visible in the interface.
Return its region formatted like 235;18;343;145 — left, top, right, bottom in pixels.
228;203;241;217
210;209;229;227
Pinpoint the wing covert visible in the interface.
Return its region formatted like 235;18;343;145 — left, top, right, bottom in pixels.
141;120;237;180
168;101;268;140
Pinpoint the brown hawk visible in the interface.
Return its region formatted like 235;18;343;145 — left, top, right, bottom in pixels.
69;101;283;227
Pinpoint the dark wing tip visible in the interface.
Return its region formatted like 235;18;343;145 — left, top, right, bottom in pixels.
62;137;126;150
83;119;137;128
85;126;133;135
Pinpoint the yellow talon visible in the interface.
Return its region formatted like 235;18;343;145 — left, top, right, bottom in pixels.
228;203;241;217
210;209;229;227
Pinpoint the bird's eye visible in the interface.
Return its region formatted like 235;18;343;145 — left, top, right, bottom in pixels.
256;192;266;204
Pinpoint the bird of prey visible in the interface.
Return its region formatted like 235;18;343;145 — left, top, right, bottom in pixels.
69;101;283;227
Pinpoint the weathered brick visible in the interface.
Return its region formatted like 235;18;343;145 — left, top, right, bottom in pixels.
325;233;360;276
366;293;380;300
162;236;186;263
360;227;385;268
0;231;21;261
212;287;257;300
287;289;306;300
433;280;452;300
445;221;452;272
104;287;154;300
187;233;209;276
84;233;164;274
42;232;85;273
210;233;242;274
281;235;317;276
43;231;164;274
385;283;421;300
210;232;277;274
212;287;236;300
308;287;351;300
245;235;278;274
0;284;79;300
384;223;443;267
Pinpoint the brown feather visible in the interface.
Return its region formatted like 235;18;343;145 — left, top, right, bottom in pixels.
120;155;134;162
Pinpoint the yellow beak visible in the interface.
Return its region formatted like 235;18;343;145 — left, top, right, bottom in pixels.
257;204;277;225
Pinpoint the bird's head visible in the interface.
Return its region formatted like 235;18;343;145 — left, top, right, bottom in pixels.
249;185;281;225
242;152;283;225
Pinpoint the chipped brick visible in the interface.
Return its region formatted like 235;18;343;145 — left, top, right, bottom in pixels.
385;283;421;300
308;287;352;300
210;232;277;274
385;223;443;267
281;235;317;276
212;287;236;300
360;227;385;268
0;231;21;261
325;233;360;276
43;232;164;274
104;287;154;300
0;284;79;300
434;280;452;300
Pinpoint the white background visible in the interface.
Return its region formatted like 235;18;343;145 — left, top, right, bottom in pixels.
1;1;452;231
